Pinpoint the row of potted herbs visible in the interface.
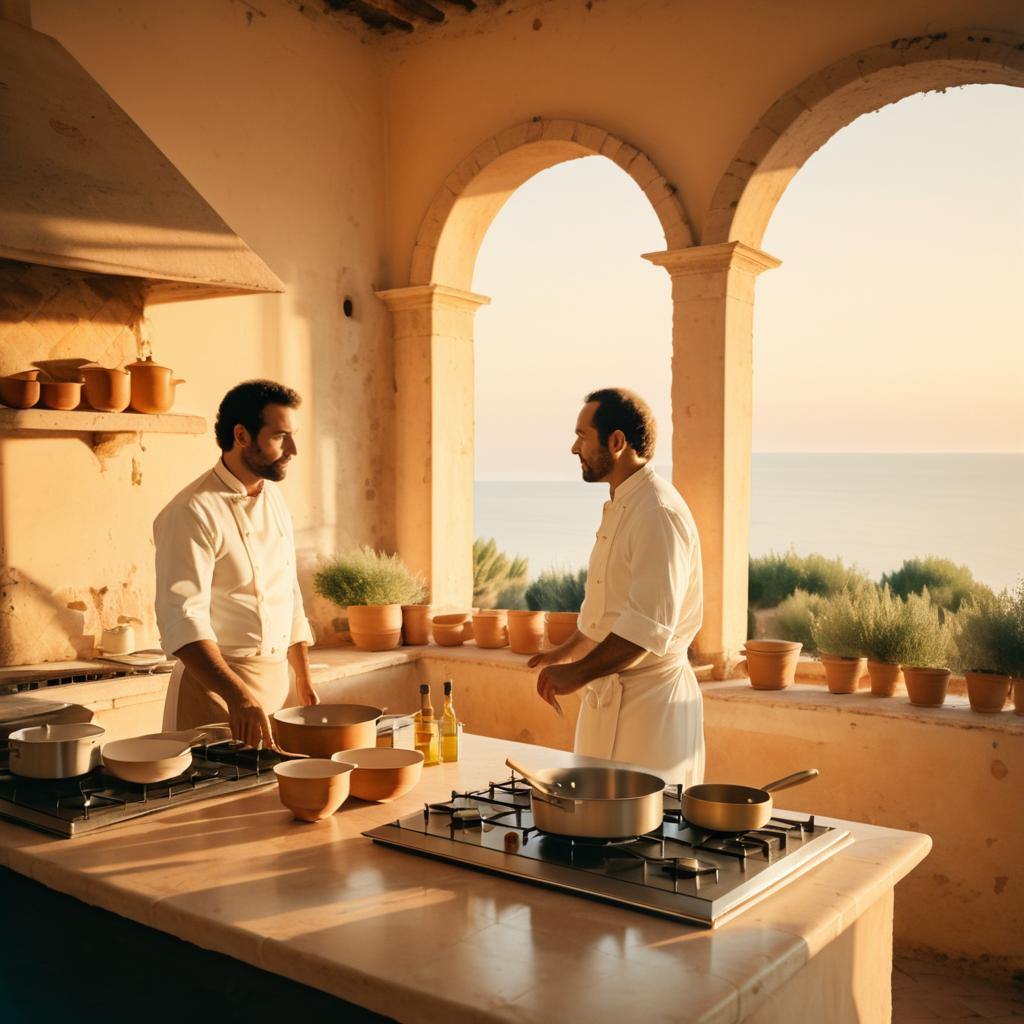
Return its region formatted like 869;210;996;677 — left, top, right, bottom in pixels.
743;585;1024;714
312;547;578;654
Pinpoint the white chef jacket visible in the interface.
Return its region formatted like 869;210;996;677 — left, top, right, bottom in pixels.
153;460;313;662
576;464;705;787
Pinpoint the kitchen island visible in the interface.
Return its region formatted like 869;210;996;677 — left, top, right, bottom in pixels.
0;735;929;1023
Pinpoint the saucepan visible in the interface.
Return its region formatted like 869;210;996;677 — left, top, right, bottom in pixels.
101;723;234;784
680;769;819;832
506;757;666;839
9;723;106;779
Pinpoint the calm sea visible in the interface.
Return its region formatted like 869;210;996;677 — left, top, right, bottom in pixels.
474;454;1024;592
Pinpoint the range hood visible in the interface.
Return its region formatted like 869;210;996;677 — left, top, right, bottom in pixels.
0;16;284;302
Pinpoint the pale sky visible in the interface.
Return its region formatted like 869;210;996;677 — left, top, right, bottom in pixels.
472;85;1024;480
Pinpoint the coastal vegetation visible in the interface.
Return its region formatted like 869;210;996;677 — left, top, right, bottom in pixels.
313;547;426;608
525;567;588;613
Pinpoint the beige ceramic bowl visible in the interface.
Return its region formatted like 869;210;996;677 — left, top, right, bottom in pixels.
101;737;192;784
332;747;424;802
274;758;355;821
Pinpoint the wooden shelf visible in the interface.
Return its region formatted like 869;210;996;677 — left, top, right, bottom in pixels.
0;407;206;435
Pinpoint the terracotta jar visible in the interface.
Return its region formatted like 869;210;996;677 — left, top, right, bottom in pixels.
546;612;579;647
867;660;902;697
820;655;866;695
964;671;1010;713
347;604;402;651
82;365;131;413
903;667;951;708
432;621;467;647
400;605;432;646
127;356;185;413
473;611;508;649
507;610;545;655
742;639;801;690
0;370;40;408
39;379;83;411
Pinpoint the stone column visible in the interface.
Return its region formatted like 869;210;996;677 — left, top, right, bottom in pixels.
644;242;781;677
375;284;490;611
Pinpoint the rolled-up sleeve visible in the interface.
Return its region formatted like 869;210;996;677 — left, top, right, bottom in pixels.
290;574;314;647
610;508;692;657
153;504;218;656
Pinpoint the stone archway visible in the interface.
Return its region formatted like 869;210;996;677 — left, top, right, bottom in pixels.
378;120;690;610
663;28;1024;673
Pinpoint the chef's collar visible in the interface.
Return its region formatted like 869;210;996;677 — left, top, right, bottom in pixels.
610;462;655;505
213;459;264;498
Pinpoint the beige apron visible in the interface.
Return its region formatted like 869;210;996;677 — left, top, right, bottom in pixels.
574;652;705;788
164;656;292;731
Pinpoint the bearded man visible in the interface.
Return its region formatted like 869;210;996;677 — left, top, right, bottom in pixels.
154;380;318;747
530;388;705;786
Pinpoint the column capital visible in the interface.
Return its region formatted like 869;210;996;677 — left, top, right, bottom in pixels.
643;241;781;278
375;283;491;313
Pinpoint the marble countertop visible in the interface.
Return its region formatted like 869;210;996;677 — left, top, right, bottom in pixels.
0;735;930;1023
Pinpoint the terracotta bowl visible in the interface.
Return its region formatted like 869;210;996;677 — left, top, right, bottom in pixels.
272;704;382;758
39;380;83;411
432;622;467;646
101;737;192;783
332;747;424;802
274;758;355;821
0;374;40;409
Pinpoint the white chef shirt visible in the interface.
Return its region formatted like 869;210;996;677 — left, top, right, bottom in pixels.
153;460;314;661
578;464;702;659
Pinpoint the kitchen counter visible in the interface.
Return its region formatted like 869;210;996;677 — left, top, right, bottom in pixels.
0;734;930;1023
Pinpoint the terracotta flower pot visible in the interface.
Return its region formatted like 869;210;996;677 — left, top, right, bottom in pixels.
273;758;354;822
1013;678;1023;717
867;660;902;697
507;610;546;654
473;611;508;649
347;604;402;651
903;667;951;708
546;612;579;647
400;605;432;646
821;655;866;695
82;365;131;413
39;379;83;411
0;371;40;408
743;639;801;690
964;671;1011;713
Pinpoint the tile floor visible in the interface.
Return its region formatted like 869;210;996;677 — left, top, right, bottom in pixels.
894;955;1024;1022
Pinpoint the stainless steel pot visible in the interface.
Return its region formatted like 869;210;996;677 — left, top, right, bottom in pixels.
9;722;106;778
507;758;666;838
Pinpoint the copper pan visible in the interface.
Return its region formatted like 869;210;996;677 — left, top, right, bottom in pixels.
681;769;819;832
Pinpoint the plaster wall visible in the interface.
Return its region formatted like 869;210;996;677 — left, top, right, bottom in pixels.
6;0;392;658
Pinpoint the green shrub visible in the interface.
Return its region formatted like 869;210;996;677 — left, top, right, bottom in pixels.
313;547;426;608
881;556;990;614
774;590;826;652
473;537;528;609
855;586;949;667
525;568;587;612
749;550;871;609
954;586;1024;676
811;591;864;659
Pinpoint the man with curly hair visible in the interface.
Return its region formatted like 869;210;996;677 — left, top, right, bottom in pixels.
530;388;705;787
154;380;318;748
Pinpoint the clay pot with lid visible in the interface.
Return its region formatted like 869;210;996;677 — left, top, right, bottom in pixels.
82;365;131;413
127;356;185;414
0;370;40;408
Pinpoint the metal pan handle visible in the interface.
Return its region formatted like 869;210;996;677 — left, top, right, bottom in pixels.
505;757;578;807
761;769;819;794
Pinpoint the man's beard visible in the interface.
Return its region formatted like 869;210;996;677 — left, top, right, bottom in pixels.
580;445;613;483
241;443;289;482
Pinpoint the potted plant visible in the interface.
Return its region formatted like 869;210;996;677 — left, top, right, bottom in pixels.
898;590;953;707
952;591;1016;712
525;568;587;647
856;586;912;697
313;547;426;651
810;591;866;694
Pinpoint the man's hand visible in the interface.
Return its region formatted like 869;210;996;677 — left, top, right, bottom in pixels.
295;677;320;707
229;695;277;749
536;662;586;712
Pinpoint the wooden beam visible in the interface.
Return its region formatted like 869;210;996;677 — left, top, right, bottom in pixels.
325;0;414;32
394;0;445;23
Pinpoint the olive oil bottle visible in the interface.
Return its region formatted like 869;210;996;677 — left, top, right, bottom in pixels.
440;679;459;763
414;683;440;766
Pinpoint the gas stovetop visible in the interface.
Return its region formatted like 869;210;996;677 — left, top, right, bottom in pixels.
365;773;852;927
0;740;292;838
